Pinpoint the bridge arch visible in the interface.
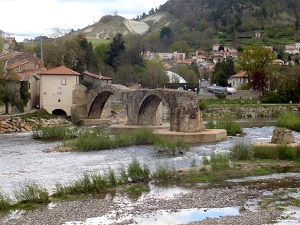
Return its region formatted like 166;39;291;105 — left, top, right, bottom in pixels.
137;94;164;126
88;84;129;119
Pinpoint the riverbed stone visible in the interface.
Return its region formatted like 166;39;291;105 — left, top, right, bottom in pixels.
271;127;294;144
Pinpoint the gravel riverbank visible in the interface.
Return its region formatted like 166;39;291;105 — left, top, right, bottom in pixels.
1;184;282;225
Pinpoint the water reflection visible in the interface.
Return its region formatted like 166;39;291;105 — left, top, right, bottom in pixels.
64;207;240;225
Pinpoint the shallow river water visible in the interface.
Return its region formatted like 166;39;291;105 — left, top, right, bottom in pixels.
1;124;300;196
1;122;300;224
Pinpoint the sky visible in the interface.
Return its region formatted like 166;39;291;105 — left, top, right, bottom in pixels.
0;0;168;40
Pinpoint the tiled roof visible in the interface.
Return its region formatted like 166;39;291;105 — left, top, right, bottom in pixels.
230;71;248;78
8;60;29;69
18;70;38;81
83;71;113;80
39;65;80;76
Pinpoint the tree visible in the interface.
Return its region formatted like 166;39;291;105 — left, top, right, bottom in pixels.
237;45;276;94
126;35;146;67
105;33;126;71
142;57;168;88
211;58;235;87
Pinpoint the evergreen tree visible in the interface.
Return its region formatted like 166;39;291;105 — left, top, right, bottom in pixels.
105;33;126;71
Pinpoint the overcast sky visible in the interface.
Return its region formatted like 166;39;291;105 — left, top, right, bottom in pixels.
1;0;168;37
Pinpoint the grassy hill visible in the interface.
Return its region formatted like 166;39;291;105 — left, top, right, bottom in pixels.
72;0;299;53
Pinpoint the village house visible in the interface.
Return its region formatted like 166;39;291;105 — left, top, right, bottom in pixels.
285;44;300;54
227;71;249;89
81;71;113;89
39;66;81;116
0;51;44;111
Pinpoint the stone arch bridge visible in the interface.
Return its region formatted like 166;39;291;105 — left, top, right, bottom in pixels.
73;84;203;132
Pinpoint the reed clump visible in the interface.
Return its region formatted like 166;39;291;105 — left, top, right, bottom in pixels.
277;111;300;132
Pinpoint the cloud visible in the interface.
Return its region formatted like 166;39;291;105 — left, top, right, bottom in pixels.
0;0;167;35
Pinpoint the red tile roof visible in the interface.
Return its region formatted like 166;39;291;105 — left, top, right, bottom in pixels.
8;60;29;69
230;71;248;78
83;71;113;80
39;65;80;76
18;70;38;81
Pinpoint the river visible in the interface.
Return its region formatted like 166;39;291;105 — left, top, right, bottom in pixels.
1;122;300;197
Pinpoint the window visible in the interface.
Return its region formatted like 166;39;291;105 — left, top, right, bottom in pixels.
62;78;67;85
57;87;62;94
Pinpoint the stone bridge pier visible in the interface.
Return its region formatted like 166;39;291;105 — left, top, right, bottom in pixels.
123;89;203;132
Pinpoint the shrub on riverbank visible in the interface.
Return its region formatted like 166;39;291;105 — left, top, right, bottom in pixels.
154;137;189;155
205;117;244;136
277;111;300;132
14;181;49;205
64;127;190;154
0;191;12;211
253;145;300;160
32;125;80;141
230;139;253;160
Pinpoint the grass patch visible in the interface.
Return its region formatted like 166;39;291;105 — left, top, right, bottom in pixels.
152;162;177;181
250;168;270;176
17;110;59;120
32;125;80;141
293;199;300;206
127;158;150;183
125;184;150;193
253;145;300;160
205;117;244;136
0;190;13;211
277;111;300;132
230;139;253;160
66;127;161;151
14;181;49;205
154;137;190;155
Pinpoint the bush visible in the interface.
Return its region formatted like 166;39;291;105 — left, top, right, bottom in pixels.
154;137;189;155
14;181;49;204
0;190;12;210
253;145;297;160
198;100;208;110
205;117;244;136
209;152;230;171
152;162;176;180
132;128;157;145
277;111;300;132
127;158;150;183
230;139;253;160
32;125;80;141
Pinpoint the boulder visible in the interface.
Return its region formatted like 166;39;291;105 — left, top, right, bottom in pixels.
271;127;294;144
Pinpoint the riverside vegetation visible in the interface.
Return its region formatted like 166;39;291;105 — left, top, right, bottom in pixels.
1;109;300;214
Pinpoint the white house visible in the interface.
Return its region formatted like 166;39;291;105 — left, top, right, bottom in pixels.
39;66;80;116
227;71;248;89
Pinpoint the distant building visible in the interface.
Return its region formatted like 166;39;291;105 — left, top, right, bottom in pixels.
82;71;113;89
285;44;300;54
227;71;249;89
0;51;45;111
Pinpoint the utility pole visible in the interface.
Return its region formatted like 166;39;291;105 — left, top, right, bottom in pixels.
40;35;44;65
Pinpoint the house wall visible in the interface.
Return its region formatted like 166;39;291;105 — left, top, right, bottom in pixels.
27;76;39;110
228;77;248;88
40;75;79;116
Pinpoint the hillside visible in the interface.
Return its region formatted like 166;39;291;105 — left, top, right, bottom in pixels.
74;0;299;52
73;13;168;39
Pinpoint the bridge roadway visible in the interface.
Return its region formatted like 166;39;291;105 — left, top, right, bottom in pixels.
73;84;203;133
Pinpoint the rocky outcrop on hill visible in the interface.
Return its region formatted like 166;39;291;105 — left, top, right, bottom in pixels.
0;117;72;133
